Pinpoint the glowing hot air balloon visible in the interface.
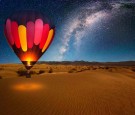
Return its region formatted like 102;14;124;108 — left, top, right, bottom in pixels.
4;11;55;77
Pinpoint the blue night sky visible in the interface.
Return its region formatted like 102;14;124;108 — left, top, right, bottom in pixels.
0;0;135;63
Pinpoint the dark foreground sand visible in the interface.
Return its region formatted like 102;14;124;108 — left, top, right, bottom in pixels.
0;64;135;115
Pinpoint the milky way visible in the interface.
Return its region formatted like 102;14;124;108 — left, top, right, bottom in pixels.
58;1;135;61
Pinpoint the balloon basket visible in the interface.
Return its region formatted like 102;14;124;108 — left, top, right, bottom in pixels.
26;70;31;78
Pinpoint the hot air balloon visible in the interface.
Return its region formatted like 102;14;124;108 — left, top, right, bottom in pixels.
4;11;55;78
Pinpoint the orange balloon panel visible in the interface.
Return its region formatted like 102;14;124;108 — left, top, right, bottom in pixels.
18;25;27;52
42;29;54;52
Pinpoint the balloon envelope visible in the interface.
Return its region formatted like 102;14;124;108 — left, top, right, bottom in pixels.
4;11;55;70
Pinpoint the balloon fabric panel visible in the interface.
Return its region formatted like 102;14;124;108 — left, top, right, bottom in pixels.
42;29;54;52
26;21;35;49
6;19;14;46
11;21;21;48
39;24;50;49
34;19;43;45
18;25;27;52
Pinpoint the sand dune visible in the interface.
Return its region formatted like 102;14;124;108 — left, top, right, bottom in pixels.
0;64;135;115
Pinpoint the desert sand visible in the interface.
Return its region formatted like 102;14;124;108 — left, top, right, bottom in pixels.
0;64;135;115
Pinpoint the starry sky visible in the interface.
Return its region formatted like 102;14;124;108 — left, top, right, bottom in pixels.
0;0;135;63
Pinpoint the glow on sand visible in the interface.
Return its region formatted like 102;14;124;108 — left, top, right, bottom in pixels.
12;82;43;91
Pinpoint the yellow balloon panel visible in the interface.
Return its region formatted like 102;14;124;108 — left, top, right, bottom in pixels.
42;29;54;52
18;25;27;52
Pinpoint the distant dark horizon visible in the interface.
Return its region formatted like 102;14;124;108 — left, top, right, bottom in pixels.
1;60;135;65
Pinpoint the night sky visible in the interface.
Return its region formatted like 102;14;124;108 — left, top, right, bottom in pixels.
0;0;135;63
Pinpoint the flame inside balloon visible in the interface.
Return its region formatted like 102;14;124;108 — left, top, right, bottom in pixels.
4;11;55;70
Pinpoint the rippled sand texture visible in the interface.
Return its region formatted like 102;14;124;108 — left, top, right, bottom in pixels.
0;64;135;115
